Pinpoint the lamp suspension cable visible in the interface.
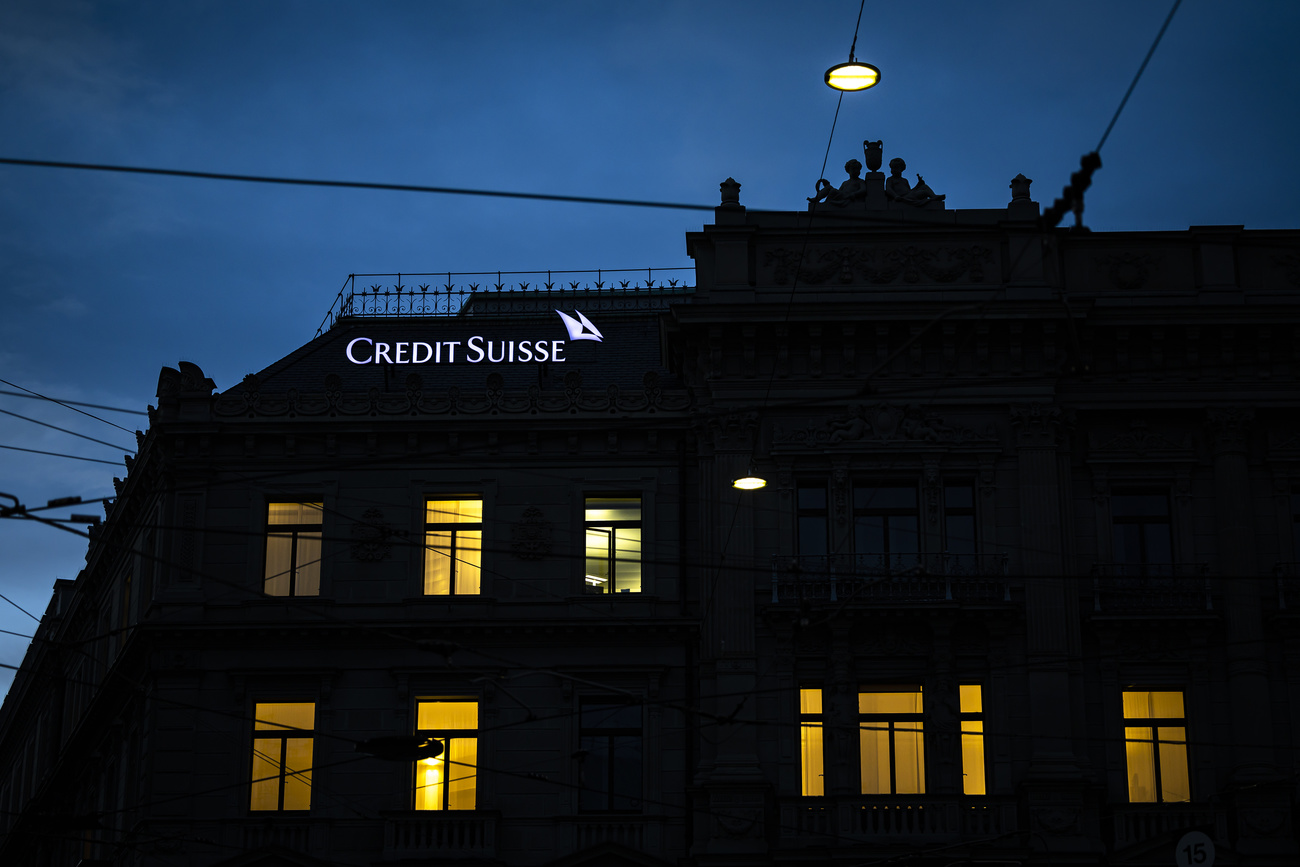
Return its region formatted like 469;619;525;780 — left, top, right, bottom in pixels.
824;0;879;91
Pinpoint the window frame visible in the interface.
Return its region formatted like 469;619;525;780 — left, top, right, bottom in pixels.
942;482;978;556
799;687;825;797
263;501;324;597
796;482;830;558
853;484;921;573
249;701;315;812
423;497;484;596
1110;490;1174;576
858;685;926;796
959;684;986;796
583;495;643;594
577;698;644;812
1122;689;1190;803
414;697;479;811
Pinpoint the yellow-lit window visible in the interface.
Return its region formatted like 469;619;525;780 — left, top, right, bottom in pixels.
800;688;825;796
250;702;314;811
264;503;323;596
585;497;641;594
415;699;478;810
1123;690;1189;803
859;687;925;795
960;684;986;795
424;500;482;595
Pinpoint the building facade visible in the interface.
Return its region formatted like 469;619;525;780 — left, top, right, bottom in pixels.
3;145;1300;867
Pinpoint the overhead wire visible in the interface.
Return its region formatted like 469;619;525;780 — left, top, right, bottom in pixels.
1095;0;1184;153
0;406;135;453
0;389;148;416
0;377;140;436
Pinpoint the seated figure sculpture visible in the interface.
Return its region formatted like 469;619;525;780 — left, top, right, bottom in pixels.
885;157;945;207
808;159;867;207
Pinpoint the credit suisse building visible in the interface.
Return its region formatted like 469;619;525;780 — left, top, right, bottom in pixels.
4;151;1300;867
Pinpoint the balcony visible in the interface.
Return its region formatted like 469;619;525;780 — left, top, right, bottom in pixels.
1090;564;1214;614
556;815;668;854
1107;803;1224;851
770;553;1010;604
778;797;1018;845
383;812;498;859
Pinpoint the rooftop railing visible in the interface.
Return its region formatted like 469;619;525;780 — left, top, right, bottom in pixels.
316;268;695;335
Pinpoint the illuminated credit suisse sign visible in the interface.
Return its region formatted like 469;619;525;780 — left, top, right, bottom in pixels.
345;309;602;365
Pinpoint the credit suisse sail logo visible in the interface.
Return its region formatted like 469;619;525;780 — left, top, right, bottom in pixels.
345;309;603;365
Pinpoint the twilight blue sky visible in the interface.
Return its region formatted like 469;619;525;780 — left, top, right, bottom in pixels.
1;0;1298;694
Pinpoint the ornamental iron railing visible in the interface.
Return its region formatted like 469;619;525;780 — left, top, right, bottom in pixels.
1091;564;1214;613
769;553;1010;604
316;268;695;335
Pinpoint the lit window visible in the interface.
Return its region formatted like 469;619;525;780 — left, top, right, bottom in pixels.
960;684;986;795
579;700;642;811
250;702;314;811
264;503;323;596
797;484;828;557
859;687;925;795
799;688;825;796
415;699;478;810
1111;493;1173;576
854;486;919;572
1123;690;1189;803
424;500;483;595
585;497;641;593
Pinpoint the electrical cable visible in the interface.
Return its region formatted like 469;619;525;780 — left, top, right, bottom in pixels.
0;389;148;416
1096;0;1184;153
0;406;135;453
0;443;125;466
0;377;139;435
0;156;717;213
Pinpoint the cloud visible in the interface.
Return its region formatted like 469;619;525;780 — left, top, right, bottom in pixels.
0;0;168;128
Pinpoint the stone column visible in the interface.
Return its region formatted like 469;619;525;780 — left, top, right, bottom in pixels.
1010;403;1097;858
1207;409;1276;781
694;413;768;862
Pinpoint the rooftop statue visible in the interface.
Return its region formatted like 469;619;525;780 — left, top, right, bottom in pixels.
885;157;945;207
808;159;867;207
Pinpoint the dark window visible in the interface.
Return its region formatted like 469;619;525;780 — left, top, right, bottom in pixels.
943;484;977;555
1291;490;1300;561
854;486;919;572
797;484;828;557
579;700;642;811
1111;492;1172;575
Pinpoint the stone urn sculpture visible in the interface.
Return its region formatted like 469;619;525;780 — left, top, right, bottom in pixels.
863;140;883;173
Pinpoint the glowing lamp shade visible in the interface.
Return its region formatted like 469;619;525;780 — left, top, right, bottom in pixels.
732;476;767;491
824;61;880;92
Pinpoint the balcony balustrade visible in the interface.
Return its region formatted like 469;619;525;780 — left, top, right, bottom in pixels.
777;797;1017;844
1091;564;1214;613
770;553;1010;604
1107;803;1224;851
383;812;497;859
